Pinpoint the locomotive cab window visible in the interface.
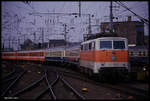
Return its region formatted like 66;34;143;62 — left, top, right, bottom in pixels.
100;41;112;49
91;42;95;50
81;45;83;50
89;43;92;50
113;41;125;49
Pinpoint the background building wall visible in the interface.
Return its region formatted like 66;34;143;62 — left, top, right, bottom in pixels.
100;19;144;46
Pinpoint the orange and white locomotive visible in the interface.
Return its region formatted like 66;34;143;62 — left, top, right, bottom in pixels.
80;37;129;80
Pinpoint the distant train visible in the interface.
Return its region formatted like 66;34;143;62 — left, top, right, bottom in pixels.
2;37;129;81
128;46;148;71
128;46;149;81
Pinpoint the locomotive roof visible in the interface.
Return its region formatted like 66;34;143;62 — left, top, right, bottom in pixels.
81;37;127;44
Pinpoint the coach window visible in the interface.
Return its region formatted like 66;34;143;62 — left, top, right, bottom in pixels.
83;45;85;51
100;41;112;49
82;45;84;51
82;45;84;50
85;44;87;50
87;44;89;50
84;44;88;51
86;44;89;50
130;51;133;56
139;51;142;56
143;51;146;56
86;44;88;50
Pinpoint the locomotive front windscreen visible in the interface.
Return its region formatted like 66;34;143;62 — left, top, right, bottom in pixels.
100;41;112;49
100;40;126;49
113;41;125;49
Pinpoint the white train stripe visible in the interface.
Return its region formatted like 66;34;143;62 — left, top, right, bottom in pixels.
80;60;128;73
3;56;44;58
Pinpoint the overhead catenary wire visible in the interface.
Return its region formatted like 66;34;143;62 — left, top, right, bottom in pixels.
115;1;149;25
2;2;35;50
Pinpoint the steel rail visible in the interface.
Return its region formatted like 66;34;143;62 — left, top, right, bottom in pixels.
51;72;59;86
1;70;16;80
60;76;86;100
104;84;149;99
45;67;85;100
116;83;149;95
1;70;26;97
59;68;148;99
85;80;149;100
56;69;82;77
34;72;59;100
45;72;56;100
34;87;49;100
0;75;18;84
11;74;45;97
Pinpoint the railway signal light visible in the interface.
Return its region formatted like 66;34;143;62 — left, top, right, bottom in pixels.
28;70;31;73
82;87;88;92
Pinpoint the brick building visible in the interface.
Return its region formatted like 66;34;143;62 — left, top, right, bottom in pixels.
100;16;145;46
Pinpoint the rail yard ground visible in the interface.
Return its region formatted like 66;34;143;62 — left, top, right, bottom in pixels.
1;60;149;100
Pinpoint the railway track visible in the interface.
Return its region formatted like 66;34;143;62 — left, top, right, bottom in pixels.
51;65;149;100
1;70;16;82
1;69;26;97
1;62;85;100
113;83;149;99
1;62;15;78
1;62;45;99
45;67;85;100
34;63;149;100
1;61;148;100
51;75;85;100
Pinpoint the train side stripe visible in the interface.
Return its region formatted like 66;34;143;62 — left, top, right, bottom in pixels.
80;50;128;62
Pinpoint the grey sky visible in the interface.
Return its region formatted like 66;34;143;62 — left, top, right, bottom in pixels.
1;1;149;50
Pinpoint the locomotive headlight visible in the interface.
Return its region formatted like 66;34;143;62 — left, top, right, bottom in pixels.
110;56;116;61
